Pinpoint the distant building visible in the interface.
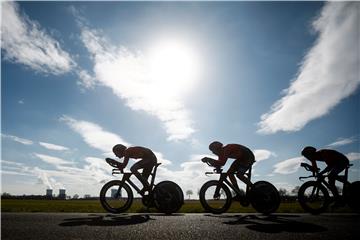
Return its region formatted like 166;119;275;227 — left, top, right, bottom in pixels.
84;194;91;199
59;189;66;199
46;189;53;197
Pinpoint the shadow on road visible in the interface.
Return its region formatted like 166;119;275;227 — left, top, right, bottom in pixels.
59;214;153;227
207;214;327;233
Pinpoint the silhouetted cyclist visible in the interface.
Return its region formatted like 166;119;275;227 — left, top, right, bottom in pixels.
106;144;157;194
301;146;350;207
202;141;255;199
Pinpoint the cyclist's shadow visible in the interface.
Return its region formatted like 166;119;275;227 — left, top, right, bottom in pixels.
208;214;327;233
59;213;153;227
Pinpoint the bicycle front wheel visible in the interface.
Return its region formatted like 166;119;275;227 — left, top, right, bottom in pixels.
199;180;232;214
298;181;330;214
99;180;133;213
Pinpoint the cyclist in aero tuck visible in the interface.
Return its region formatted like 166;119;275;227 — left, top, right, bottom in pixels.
202;141;255;199
301;146;350;208
106;144;157;194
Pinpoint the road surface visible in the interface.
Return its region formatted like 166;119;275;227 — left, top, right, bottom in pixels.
2;213;359;240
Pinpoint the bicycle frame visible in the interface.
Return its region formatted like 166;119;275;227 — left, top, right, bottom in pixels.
112;163;161;197
205;166;253;197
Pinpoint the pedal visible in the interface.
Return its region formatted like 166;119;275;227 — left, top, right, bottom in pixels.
142;195;154;208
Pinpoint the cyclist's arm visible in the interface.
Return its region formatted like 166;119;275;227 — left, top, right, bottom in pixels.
202;157;216;162
118;156;130;170
214;153;227;166
319;165;331;175
310;159;319;173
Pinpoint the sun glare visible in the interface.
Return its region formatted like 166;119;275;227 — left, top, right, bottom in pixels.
147;38;200;97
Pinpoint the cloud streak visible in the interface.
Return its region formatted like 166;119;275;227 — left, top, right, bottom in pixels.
346;152;360;161
1;134;33;145
254;149;276;162
273;157;305;175
34;153;73;167
1;1;75;75
39;142;70;151
258;2;360;134
60;115;129;152
326;137;356;148
61;115;172;166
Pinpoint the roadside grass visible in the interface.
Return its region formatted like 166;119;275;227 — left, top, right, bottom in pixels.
1;199;354;213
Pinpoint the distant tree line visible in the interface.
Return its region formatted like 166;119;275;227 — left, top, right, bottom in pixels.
1;192;97;200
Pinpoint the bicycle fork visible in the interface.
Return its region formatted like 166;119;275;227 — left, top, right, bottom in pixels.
309;184;321;202
214;173;228;199
116;173;132;197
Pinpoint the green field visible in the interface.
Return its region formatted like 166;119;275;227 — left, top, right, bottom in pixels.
0;199;354;213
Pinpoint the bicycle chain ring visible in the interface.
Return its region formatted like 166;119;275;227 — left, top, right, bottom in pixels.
142;194;154;207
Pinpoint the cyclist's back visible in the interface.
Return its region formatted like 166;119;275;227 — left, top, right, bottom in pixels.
220;144;255;166
316;149;349;167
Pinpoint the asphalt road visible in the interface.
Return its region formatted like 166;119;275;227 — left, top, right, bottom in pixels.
1;213;360;240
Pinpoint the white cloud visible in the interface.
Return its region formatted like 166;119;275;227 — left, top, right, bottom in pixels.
83;157;112;183
78;25;195;141
1;1;75;75
0;160;61;190
1;160;25;167
34;153;73;167
1;155;111;195
60;115;173;166
346;152;360;161
33;167;57;189
273;157;305;175
153;151;172;166
258;2;360;134
39;142;69;151
1;134;33;145
327;137;356;148
77;69;97;89
60;115;129;152
254;149;276;162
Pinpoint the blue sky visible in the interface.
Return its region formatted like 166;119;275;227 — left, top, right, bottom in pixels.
1;1;359;197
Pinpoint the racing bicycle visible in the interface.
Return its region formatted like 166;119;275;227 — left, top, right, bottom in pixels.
100;159;184;214
298;162;360;214
199;158;280;214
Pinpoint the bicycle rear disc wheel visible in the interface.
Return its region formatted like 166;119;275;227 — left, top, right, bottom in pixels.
249;181;280;214
199;180;232;214
153;181;184;214
346;181;360;213
298;181;329;215
100;180;133;213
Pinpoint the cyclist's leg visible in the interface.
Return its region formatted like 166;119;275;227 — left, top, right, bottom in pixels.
236;164;252;187
328;164;346;200
236;150;255;187
228;161;241;193
130;160;151;193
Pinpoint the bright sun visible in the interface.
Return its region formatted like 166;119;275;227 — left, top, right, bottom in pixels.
147;38;200;97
